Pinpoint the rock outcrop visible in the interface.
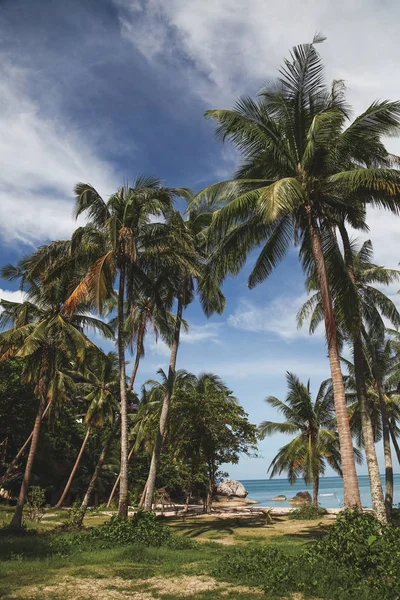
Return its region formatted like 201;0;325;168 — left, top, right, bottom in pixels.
216;479;248;498
272;495;286;501
289;491;312;505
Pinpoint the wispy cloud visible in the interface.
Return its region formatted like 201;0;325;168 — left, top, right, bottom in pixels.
228;295;321;340
0;288;25;306
0;58;118;246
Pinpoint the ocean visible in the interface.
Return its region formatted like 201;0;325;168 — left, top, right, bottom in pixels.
240;475;400;509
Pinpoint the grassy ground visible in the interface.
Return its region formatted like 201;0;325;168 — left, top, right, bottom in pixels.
0;504;329;599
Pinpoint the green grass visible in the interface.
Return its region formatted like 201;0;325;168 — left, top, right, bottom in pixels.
0;508;329;599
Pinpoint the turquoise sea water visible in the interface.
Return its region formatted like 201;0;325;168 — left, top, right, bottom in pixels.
240;475;400;509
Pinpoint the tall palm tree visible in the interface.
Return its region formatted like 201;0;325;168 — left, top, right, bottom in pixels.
299;239;400;519
55;351;120;508
63;177;193;517
190;36;400;509
143;208;225;510
260;373;358;505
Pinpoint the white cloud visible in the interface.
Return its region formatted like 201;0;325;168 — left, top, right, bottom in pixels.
181;322;222;344
228;295;322;340
0;60;118;245
0;288;25;305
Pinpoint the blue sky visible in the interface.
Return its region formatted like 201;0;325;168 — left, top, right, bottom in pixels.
1;0;400;479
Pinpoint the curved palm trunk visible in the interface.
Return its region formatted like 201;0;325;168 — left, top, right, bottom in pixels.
56;426;91;509
308;213;361;510
0;400;52;487
143;286;184;511
106;442;135;508
77;419;119;526
364;334;393;519
118;266;129;518
313;475;319;506
389;425;400;465
128;316;145;392
10;394;46;529
138;481;148;509
338;222;386;520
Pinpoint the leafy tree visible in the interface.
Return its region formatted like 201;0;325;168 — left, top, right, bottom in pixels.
259;373;360;505
191;36;400;509
163;372;258;513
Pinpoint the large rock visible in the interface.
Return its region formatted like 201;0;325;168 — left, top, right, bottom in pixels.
272;495;286;501
289;491;312;505
216;479;248;498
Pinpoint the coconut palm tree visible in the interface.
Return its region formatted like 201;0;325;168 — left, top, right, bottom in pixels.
190;36;400;509
143;208;225;510
0;296;108;529
260;373;359;505
299;239;400;519
62;177;193;517
55;351;120;508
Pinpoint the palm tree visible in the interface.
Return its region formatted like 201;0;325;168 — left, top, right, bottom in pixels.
0;294;108;529
260;373;356;505
190;36;400;509
55;351;120;508
63;177;192;517
143;208;225;510
299;239;400;519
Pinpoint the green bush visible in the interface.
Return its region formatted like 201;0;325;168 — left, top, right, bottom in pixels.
24;486;46;522
214;510;400;600
288;504;327;520
87;510;196;549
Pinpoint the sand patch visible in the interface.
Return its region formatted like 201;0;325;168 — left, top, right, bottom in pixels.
8;574;263;599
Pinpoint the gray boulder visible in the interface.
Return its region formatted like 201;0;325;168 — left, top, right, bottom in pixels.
289;491;312;504
216;479;248;498
272;495;286;501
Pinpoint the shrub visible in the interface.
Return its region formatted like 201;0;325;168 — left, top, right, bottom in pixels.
87;510;197;549
215;510;400;600
288;504;327;520
24;487;45;522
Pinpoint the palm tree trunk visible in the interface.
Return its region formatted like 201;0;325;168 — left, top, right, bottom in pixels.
127;316;145;392
364;332;393;519
138;481;147;509
107;442;134;508
117;265;129;518
313;475;319;506
77;419;119;526
338;222;387;523
338;222;386;521
389;425;400;465
143;285;184;511
9;394;46;529
353;338;387;522
0;400;52;487
307;212;361;510
56;425;91;509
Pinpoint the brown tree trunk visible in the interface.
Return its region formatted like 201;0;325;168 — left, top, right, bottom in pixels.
308;213;361;509
107;442;135;508
143;285;184;511
339;222;386;521
127;316;145;392
389;425;400;465
10;394;46;529
206;480;213;514
138;481;148;509
313;475;319;506
77;419;119;526
56;426;91;508
117;265;129;518
364;333;394;519
0;400;52;487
